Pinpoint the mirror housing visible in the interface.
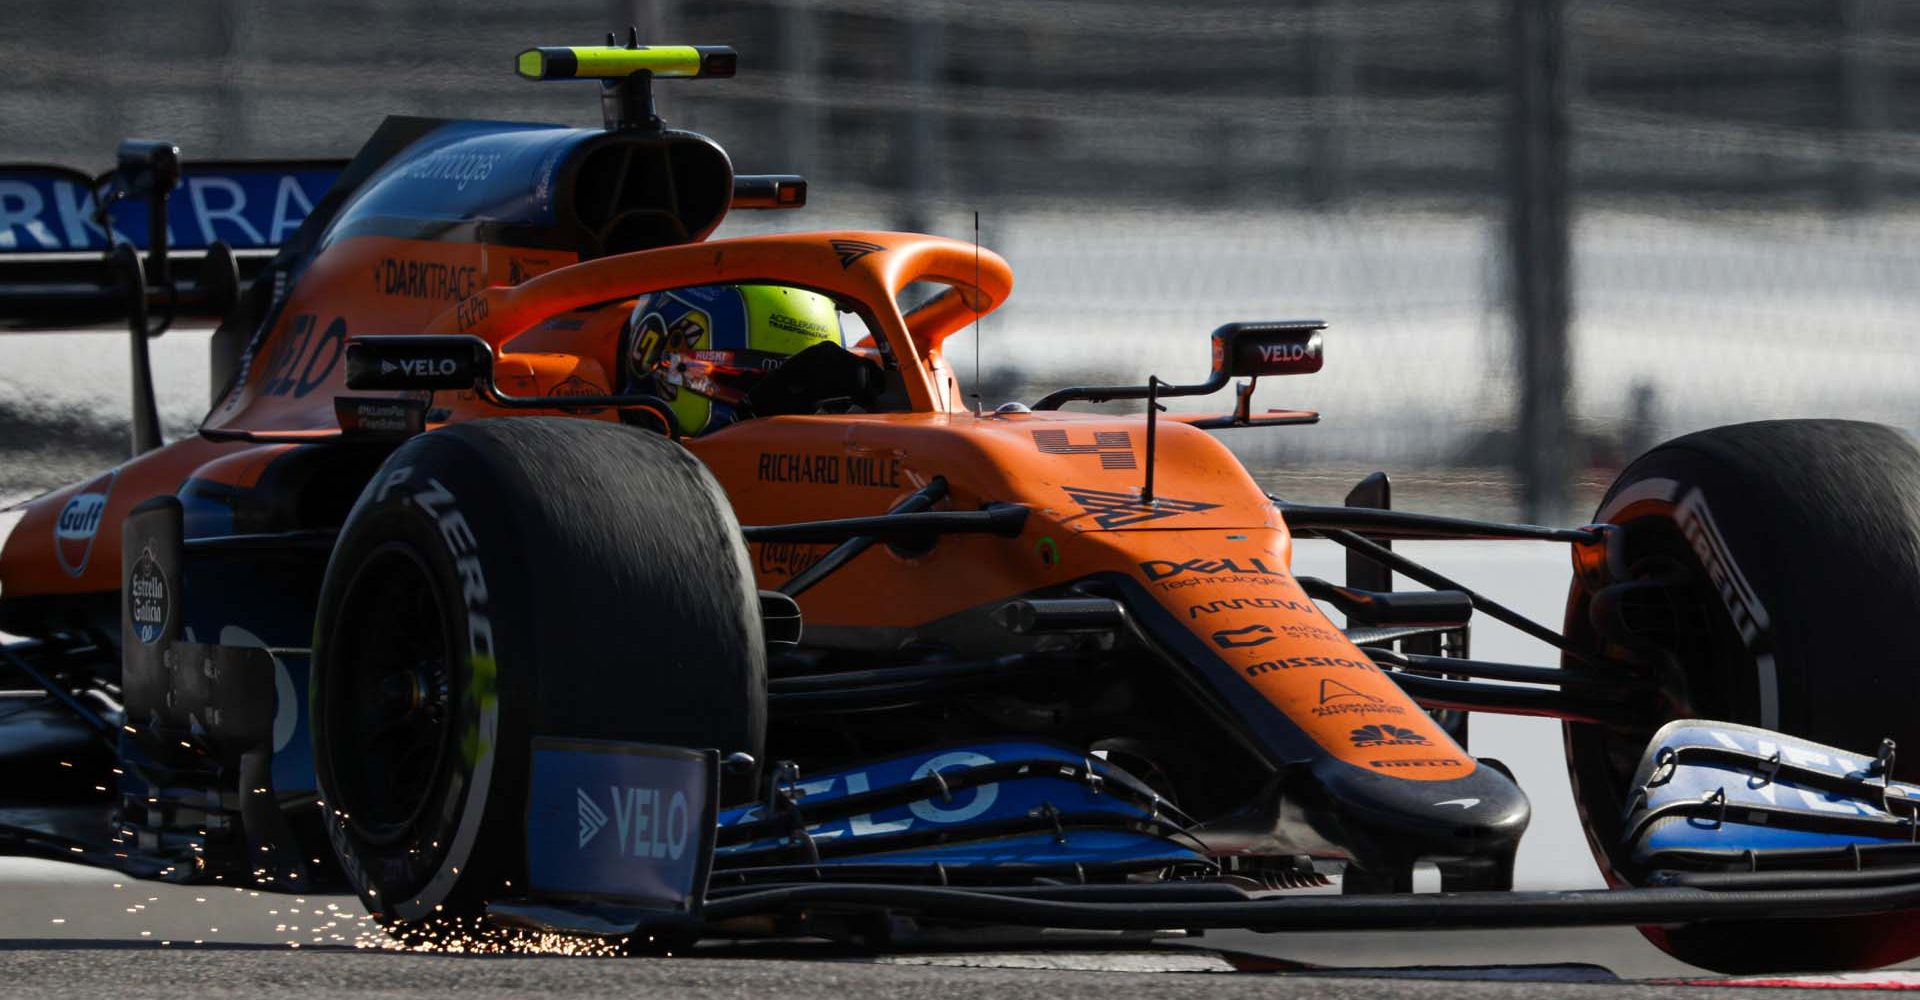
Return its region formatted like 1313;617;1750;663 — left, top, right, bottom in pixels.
113;139;182;198
1210;320;1325;381
344;335;493;391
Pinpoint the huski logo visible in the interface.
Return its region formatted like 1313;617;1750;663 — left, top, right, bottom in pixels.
1062;485;1218;528
577;787;609;847
1349;724;1431;748
830;238;886;268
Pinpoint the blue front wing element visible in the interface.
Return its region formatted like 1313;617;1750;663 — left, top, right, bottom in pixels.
714;741;1208;876
524;740;718;914
1626;720;1920;867
510;739;1203;915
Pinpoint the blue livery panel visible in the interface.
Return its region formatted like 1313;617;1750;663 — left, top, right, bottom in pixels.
0;163;341;253
716;741;1205;872
324;121;590;241
525;740;718;912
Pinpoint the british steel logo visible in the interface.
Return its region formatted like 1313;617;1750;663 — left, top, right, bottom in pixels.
54;471;115;577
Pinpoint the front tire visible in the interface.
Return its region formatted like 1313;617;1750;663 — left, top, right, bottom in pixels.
311;418;764;937
1565;419;1920;972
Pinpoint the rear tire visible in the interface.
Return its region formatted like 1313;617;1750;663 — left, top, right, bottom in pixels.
311;417;764;938
1565;419;1920;972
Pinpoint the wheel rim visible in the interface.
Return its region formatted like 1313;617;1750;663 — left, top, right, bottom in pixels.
323;542;457;847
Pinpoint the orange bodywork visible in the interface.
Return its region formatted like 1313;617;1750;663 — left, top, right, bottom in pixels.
1;226;1472;781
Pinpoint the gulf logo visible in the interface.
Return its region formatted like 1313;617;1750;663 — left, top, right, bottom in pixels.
54;471;115;576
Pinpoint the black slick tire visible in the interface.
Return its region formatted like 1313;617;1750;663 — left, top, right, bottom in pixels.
310;417;764;937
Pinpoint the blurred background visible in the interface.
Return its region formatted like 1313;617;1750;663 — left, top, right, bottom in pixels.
3;0;1919;521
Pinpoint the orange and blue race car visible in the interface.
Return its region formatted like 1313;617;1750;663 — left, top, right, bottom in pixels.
4;40;1920;973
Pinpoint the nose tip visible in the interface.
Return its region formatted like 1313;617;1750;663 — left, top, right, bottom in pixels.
1310;754;1532;882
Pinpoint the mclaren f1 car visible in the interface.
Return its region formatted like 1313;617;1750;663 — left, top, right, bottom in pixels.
4;40;1920;973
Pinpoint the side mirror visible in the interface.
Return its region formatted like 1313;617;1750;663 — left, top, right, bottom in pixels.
344;335;493;391
113;140;182;198
1210;320;1325;381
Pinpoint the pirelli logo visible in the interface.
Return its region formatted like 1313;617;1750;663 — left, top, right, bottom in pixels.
1676;487;1770;647
1032;430;1136;470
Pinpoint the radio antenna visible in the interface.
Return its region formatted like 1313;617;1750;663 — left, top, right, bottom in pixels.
972;210;984;415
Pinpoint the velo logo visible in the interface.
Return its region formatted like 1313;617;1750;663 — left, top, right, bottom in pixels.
576;785;694;859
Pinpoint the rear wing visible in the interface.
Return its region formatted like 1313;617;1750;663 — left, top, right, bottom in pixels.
0;160;344;254
0;155;346;331
0;151;810;331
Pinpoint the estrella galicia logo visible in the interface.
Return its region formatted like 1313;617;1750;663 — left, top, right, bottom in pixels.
127;547;169;645
830;238;886;268
1062;485;1219;529
577;787;609;847
1349;724;1431;748
1210;623;1276;649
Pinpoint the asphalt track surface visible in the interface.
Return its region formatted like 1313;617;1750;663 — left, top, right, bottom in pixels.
0;858;1872;999
0;948;1837;1000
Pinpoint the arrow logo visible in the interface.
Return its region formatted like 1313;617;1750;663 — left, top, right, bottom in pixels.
577;787;609;848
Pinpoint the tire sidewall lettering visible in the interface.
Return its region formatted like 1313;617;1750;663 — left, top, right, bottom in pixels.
319;451;507;922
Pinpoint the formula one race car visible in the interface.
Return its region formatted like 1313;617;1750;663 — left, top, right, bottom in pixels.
5;41;1920;974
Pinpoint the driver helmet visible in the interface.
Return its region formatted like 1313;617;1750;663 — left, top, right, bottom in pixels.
623;283;843;436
